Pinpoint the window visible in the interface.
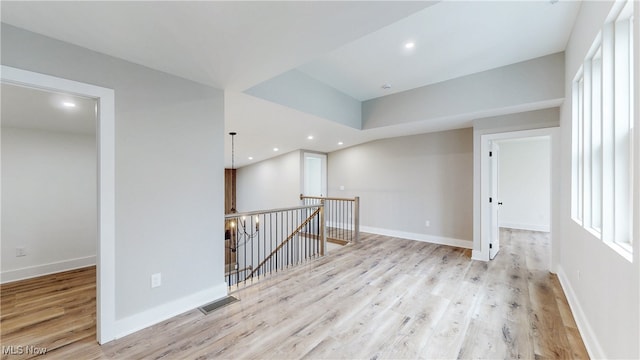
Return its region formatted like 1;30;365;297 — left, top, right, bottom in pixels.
591;48;603;231
572;0;634;259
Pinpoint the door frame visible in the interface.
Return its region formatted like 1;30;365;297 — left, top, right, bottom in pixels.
489;141;500;260
302;152;327;197
1;65;116;343
474;127;559;272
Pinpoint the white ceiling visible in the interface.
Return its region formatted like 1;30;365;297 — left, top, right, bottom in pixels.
298;0;581;101
225;92;370;166
0;1;580;168
1;83;96;135
0;1;432;91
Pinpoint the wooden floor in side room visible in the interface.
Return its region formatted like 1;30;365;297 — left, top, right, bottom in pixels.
3;229;588;359
0;266;96;360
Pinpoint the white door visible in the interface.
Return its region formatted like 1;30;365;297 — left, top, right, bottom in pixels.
489;142;501;260
303;153;327;234
303;153;327;197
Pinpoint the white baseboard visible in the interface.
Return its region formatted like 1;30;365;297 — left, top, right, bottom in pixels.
499;222;550;232
556;266;605;359
0;255;96;284
471;249;486;261
114;282;228;339
360;225;472;249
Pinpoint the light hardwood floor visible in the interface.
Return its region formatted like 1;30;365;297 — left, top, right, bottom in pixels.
0;267;96;360
3;229;588;359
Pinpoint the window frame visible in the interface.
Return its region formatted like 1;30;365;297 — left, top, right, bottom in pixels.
571;0;634;261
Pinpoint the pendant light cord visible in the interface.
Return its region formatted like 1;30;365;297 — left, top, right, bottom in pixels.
230;132;237;213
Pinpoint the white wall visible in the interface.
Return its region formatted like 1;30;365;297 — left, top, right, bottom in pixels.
558;1;640;358
1;127;96;282
363;53;564;130
328;128;473;248
236;150;302;212
246;70;362;129
497;137;550;232
1;24;227;339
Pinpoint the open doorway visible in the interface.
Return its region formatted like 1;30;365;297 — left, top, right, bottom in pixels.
490;136;552;259
0;83;98;351
1;66;116;344
478;127;559;271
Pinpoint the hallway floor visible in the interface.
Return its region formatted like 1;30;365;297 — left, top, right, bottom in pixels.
16;229;587;359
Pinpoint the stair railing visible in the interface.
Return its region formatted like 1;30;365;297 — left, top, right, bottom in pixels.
225;203;325;288
300;194;360;245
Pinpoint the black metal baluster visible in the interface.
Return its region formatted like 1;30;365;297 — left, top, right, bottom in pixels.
337;200;340;241
334;200;338;241
318;204;321;256
336;199;339;241
243;217;246;286
250;215;254;283
343;200;346;241
339;200;342;241
227;219;231;287
236;217;240;287
276;213;279;271
294;209;298;265
259;213;263;279
350;201;353;242
278;211;281;272
269;212;273;276
286;210;290;268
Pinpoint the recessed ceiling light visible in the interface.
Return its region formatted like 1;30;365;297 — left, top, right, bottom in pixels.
382;83;392;90
248;156;253;160
307;135;314;140
405;42;415;49
62;102;76;108
273;147;279;152
338;141;344;146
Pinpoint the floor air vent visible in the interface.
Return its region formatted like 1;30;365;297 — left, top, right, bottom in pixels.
198;296;239;315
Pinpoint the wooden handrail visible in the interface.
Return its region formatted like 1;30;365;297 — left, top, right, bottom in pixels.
247;207;322;279
225;204;321;218
225;266;253;277
300;194;356;202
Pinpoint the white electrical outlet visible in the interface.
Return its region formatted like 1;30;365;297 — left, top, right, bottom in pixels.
151;273;162;288
425;220;430;227
16;247;26;257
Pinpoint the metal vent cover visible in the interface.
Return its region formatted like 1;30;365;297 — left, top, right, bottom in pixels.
198;296;239;315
